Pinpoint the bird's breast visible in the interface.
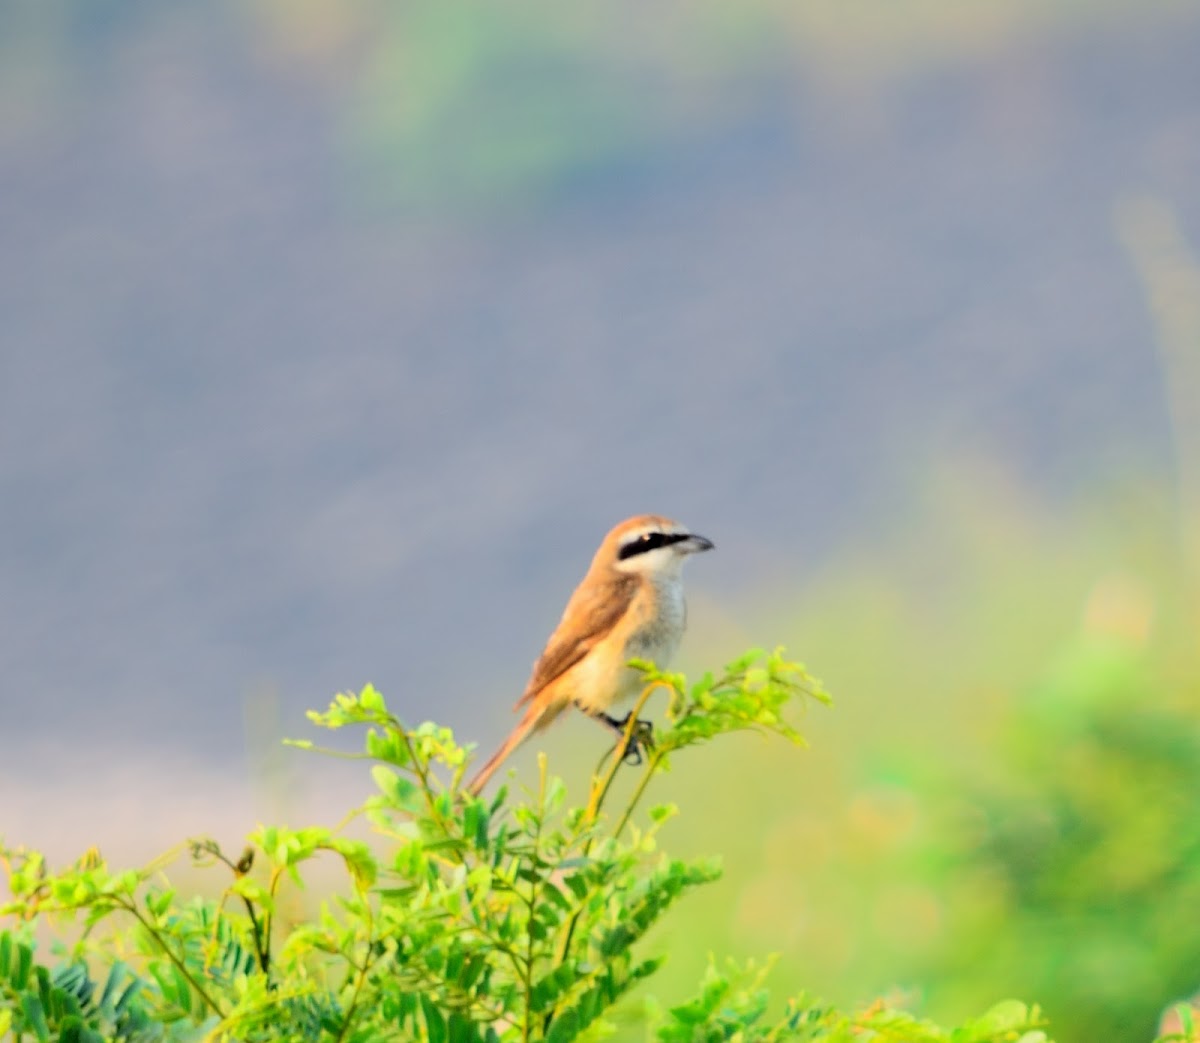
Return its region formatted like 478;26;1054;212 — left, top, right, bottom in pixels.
568;578;688;715
623;579;685;668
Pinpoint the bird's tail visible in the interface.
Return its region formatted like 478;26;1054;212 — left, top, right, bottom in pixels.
465;701;551;796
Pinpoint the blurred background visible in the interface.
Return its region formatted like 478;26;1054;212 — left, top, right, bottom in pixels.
3;1;1200;1040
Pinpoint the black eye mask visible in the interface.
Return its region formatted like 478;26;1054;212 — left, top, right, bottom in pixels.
617;531;690;561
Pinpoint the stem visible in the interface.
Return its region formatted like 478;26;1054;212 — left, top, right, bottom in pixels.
396;722;468;865
241;892;270;976
550;680;669;1012
207;845;271;975
333;880;378;1043
264;866;285;970
611;751;663;839
584;681;661;824
521;757;549;1043
282;743;374;761
391;716;507;1012
123;900;224;1015
398;727;444;821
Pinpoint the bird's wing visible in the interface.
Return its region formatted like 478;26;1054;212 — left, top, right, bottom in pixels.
515;573;638;708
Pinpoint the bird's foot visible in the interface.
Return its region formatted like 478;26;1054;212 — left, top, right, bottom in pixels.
596;711;655;765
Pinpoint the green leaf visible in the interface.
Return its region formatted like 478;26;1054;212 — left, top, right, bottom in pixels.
21;992;49;1042
448;1011;480;1043
969;999;1030;1035
56;1016;105;1043
563;872;590;899
360;684;386;712
421;993;447;1043
1176;1003;1196;1037
726;648;767;674
546;1009;580;1043
14;935;32;988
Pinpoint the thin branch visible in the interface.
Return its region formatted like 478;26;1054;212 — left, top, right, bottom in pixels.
123;900;224;1016
550;679;670;1020
584;680;662;824
611;751;664;839
204;844;271;976
521;756;550;1043
332;874;378;1043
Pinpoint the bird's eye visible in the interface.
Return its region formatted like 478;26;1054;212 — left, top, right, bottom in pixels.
618;530;673;560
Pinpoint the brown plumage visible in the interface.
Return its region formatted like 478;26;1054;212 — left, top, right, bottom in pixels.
465;514;713;795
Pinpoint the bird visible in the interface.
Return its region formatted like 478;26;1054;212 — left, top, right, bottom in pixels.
465;514;714;796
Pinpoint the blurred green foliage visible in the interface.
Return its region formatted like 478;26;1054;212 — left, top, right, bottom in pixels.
248;0;1194;210
903;628;1200;1042
636;194;1200;1043
0;660;1065;1040
596;466;1197;1043
6;0;1190;208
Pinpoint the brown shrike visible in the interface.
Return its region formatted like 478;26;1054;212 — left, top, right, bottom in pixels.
465;514;713;795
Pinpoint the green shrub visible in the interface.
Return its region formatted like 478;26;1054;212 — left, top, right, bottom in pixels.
3;651;1055;1041
889;631;1200;1043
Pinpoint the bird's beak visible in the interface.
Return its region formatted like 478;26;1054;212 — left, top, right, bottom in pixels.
682;533;714;553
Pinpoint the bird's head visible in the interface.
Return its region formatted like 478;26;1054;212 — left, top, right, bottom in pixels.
600;514;714;578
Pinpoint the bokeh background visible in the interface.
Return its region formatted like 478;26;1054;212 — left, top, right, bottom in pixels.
3;2;1200;1040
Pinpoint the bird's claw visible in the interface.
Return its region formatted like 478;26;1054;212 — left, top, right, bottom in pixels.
609;713;655;765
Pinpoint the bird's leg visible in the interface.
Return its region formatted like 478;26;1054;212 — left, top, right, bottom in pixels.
611;711;655;757
586;707;655;765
